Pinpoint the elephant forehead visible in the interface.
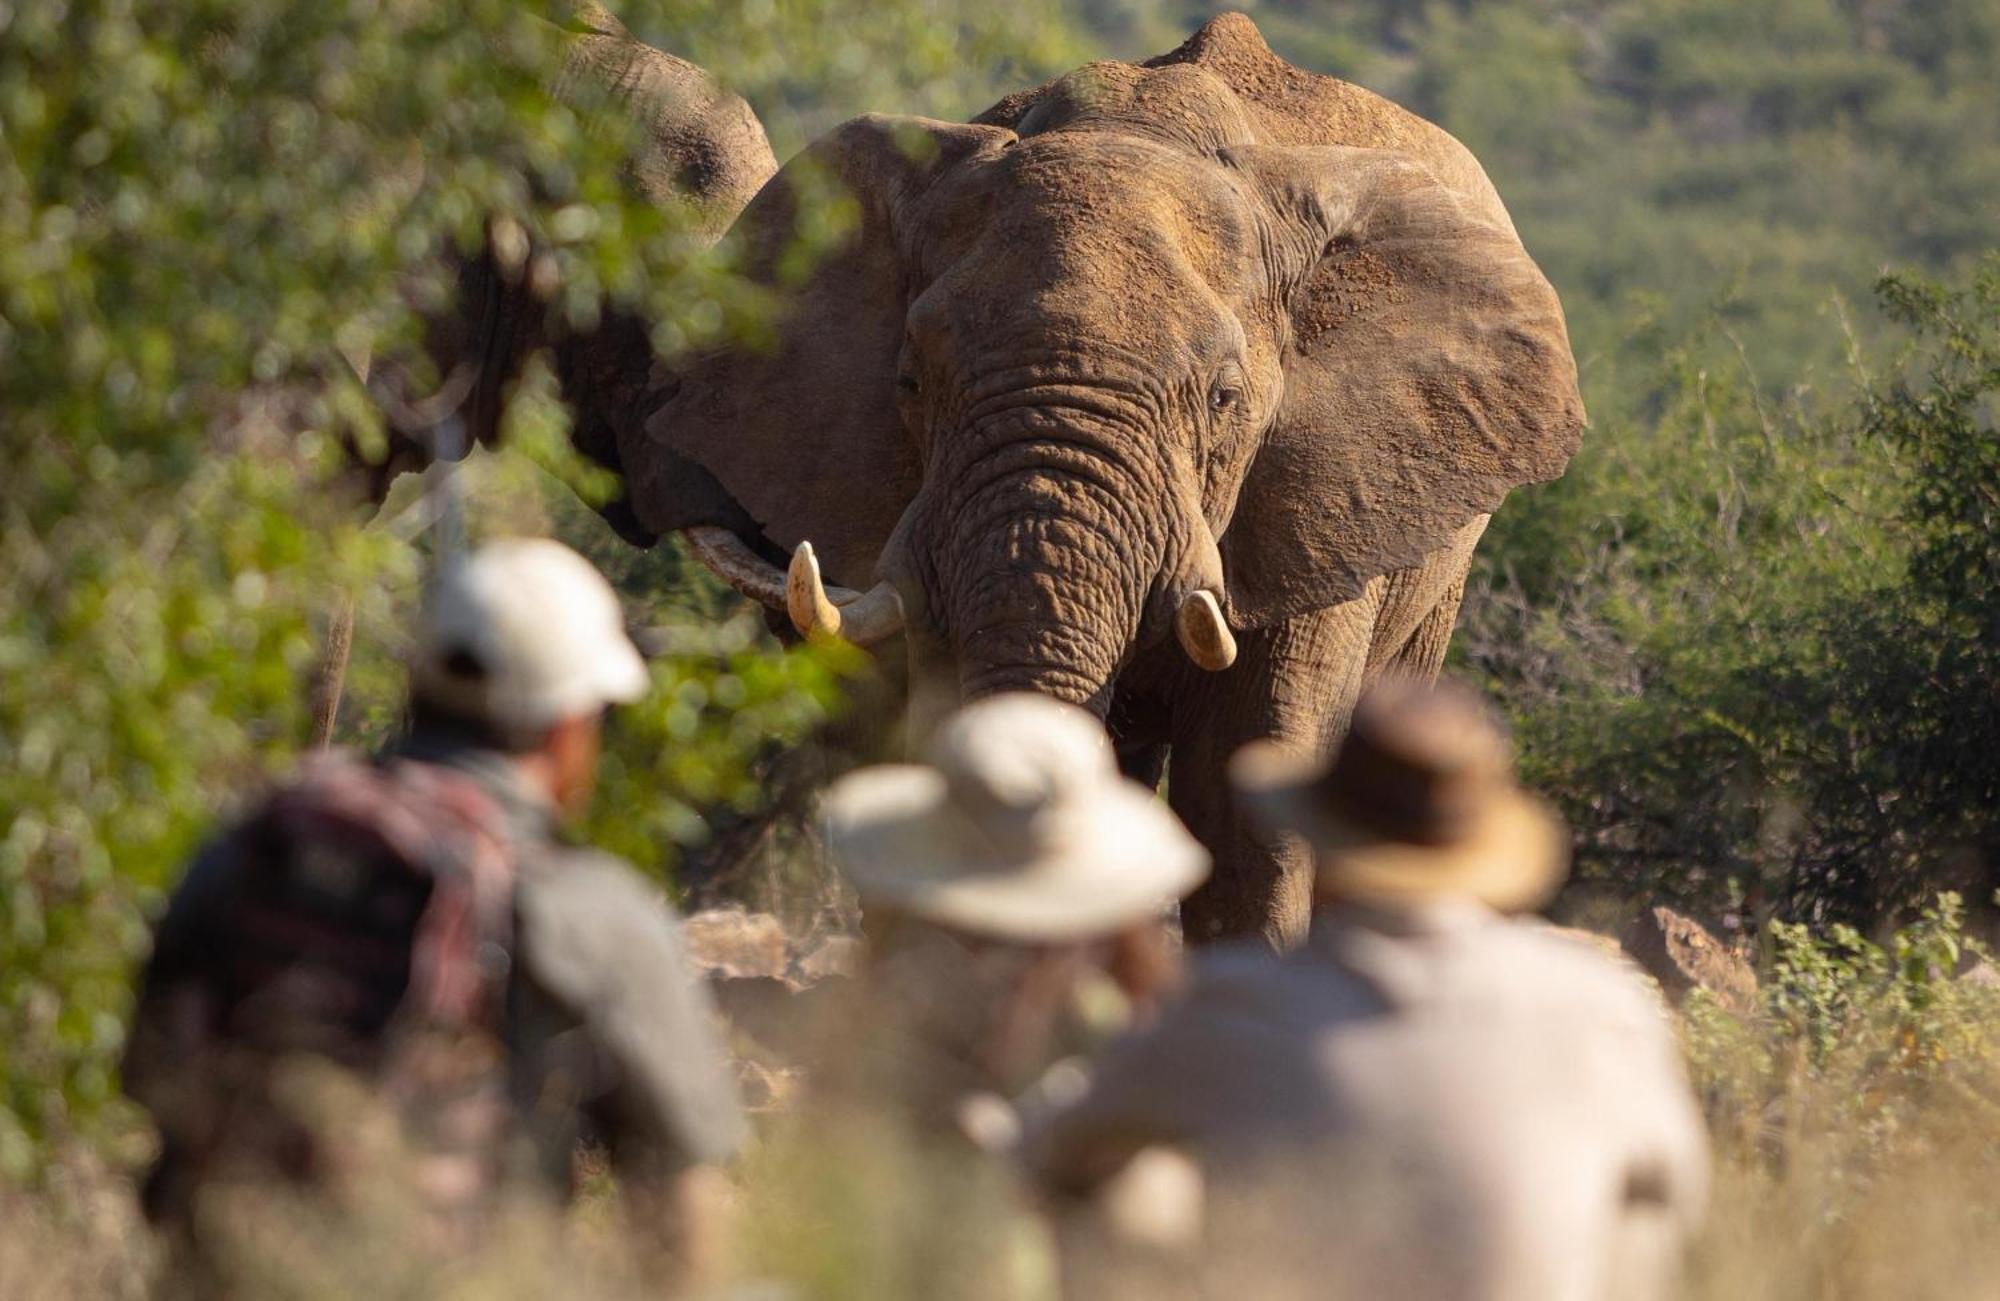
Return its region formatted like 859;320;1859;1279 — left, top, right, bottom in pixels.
919;268;1246;377
913;227;1259;375
1011;59;1266;154
922;136;1262;296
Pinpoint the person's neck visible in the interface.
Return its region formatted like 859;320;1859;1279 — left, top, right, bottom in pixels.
507;749;566;811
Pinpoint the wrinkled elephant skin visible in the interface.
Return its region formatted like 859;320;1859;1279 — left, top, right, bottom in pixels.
616;15;1583;945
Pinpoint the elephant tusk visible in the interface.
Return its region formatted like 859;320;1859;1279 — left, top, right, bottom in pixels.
787;541;844;638
1176;590;1237;672
682;525;860;613
787;541;906;646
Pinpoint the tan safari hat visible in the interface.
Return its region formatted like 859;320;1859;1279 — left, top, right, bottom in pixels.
1230;678;1569;912
824;694;1211;942
410;537;650;737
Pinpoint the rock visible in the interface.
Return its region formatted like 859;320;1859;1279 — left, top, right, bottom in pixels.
1960;960;2000;990
794;935;863;984
1622;906;1758;1015
683;907;790;981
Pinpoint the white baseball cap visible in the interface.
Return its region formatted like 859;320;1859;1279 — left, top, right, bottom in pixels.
410;538;650;736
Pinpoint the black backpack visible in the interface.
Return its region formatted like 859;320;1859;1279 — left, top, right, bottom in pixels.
141;752;522;1231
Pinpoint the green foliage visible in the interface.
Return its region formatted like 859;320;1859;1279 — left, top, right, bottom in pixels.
0;437;403;1183
0;0;1086;1178
1757;893;1988;1074
1463;259;2000;923
586;614;861;883
651;0;1089;149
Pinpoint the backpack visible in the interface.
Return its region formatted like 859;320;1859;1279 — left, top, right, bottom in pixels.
151;751;523;1233
215;752;518;1051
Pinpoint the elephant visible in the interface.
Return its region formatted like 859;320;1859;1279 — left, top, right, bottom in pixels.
424;12;1584;946
368;1;777;550
610;13;1583;945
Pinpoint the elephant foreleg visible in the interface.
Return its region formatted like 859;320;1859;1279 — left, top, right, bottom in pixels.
1167;599;1378;950
1168;518;1485;949
1370;575;1465;685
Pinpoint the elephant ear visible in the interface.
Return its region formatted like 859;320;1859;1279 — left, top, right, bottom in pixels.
630;115;1011;587
1220;145;1585;629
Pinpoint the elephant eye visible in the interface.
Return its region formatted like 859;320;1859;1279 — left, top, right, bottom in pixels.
897;372;921;398
1209;382;1243;413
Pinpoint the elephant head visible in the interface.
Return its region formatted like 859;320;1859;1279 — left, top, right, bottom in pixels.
382;4;777;556
627;14;1583;716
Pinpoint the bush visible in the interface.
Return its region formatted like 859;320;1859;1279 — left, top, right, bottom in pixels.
1463;257;2000;927
1685;894;2000;1297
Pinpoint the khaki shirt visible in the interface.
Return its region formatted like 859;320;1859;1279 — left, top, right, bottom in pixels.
1026;900;1708;1301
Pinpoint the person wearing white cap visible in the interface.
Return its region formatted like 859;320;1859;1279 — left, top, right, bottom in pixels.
406;535;651;755
1023;678;1709;1301
124;538;743;1287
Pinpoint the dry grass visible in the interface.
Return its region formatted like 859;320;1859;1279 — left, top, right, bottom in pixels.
1685;1020;2000;1299
8;916;2000;1299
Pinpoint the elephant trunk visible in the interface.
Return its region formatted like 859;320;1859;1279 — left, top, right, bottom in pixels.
925;404;1175;714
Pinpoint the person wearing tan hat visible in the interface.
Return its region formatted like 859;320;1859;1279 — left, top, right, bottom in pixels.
746;695;1207;1301
1023;678;1709;1301
124;538;743;1289
822;691;1210;1127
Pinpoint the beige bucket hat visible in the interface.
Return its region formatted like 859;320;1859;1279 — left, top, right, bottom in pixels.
824;694;1211;942
1230;678;1569;912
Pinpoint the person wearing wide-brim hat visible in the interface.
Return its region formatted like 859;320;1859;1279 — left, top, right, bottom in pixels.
818;693;1208;1120
826;692;1210;945
1025;678;1710;1301
764;696;1208;1301
1229;674;1569;914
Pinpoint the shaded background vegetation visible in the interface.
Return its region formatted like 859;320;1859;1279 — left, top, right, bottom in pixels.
4;0;1998;1210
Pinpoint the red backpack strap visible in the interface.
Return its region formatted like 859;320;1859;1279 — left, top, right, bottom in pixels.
368;757;520;1031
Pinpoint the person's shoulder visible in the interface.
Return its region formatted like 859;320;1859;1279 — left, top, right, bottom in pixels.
521;843;675;914
1184;938;1294;999
515;844;748;1166
515;847;694;995
1178;936;1373;1023
1485;917;1671;1026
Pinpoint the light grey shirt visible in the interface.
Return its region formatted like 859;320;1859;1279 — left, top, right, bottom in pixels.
398;728;749;1186
1026;900;1709;1301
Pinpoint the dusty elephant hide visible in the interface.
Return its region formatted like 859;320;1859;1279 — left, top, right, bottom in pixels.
392;12;1584;946
617;12;1583;944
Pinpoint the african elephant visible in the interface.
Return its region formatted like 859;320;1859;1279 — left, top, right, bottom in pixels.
426;13;1583;946
584;13;1586;946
